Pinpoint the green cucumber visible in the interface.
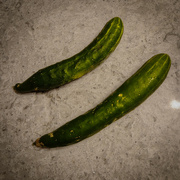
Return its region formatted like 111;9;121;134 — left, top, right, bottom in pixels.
14;17;123;93
33;53;171;148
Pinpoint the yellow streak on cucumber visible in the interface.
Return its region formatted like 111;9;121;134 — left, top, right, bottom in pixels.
33;138;45;147
118;93;126;101
48;133;54;138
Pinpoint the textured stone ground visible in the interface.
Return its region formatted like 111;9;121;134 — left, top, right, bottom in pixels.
0;0;180;180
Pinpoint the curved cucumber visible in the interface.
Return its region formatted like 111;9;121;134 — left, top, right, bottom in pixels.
33;53;171;148
14;17;123;93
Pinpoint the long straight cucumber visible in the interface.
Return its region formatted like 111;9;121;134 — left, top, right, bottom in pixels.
14;17;123;93
33;53;171;148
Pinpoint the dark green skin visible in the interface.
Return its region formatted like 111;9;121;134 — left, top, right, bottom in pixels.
33;53;171;148
14;17;123;93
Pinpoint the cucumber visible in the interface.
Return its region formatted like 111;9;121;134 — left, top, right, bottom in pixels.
33;53;171;148
14;17;123;93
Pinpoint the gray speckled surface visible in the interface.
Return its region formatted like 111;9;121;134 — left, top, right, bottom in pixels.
0;0;180;180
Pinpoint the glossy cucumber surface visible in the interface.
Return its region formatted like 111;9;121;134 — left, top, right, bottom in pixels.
14;17;123;93
33;53;171;148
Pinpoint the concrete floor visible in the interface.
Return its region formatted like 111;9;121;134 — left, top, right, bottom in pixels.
0;0;180;180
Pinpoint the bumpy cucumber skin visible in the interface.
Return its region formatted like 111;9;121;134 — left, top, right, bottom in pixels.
33;53;171;148
14;17;123;93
